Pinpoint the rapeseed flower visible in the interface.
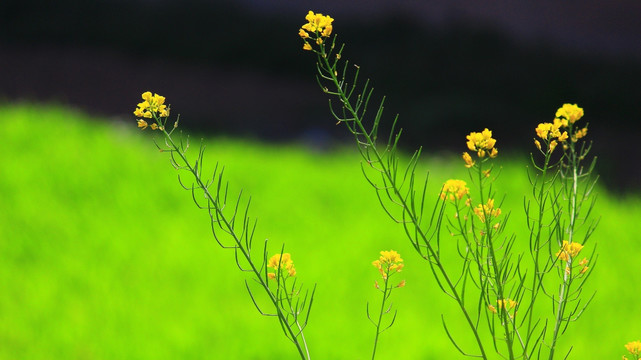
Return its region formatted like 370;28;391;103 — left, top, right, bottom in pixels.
535;121;568;142
473;198;501;223
555;240;584;261
462;152;475;168
440;179;469;201
555;103;584;124
495;299;518;318
134;91;169;119
267;253;296;279
534;117;570;153
372;250;404;280
497;298;517;311
466;128;498;158
572;127;588;142
626;341;641;356
299;11;334;51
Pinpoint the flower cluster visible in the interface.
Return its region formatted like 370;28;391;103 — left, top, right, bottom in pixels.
555;103;584;124
134;91;169;119
625;340;641;359
488;298;518;317
440;179;470;202
535;120;569;141
473;198;501;223
299;11;334;51
534;103;587;152
372;250;404;280
534;119;568;152
497;298;517;310
267;253;297;280
555;240;584;262
134;91;169;130
465;128;498;159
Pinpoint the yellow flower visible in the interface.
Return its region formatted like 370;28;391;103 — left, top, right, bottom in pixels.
535;123;553;139
396;280;406;288
555;103;584;124
133;91;169;119
625;341;641;356
488;305;497;314
268;252;291;268
535;121;566;141
553;117;568;128
440;179;469;201
137;119;148;130
534;119;569;153
267;253;296;278
558;131;569;142
572;127;588;142
534;139;542;151
473;198;501;223
466;128;497;158
497;298;517;311
373;250;404;280
301;11;334;36
322;24;333;37
555;240;584;261
462;152;475;168
299;10;334;51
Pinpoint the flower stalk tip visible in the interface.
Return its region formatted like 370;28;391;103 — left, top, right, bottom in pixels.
299;10;334;51
466;128;498;158
267;252;297;278
440;179;469;201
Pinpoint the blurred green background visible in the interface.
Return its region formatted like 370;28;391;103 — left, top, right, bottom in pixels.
1;103;639;359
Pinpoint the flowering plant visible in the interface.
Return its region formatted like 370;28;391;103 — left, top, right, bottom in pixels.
132;89;408;360
126;9;618;360
301;10;600;360
132;91;316;359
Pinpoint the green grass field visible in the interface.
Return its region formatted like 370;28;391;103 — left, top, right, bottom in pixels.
1;103;640;359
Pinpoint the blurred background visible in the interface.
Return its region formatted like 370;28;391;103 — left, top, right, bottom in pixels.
2;1;641;359
2;0;641;190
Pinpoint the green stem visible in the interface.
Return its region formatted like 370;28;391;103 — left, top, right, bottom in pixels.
476;161;516;360
548;157;578;360
160;126;310;360
371;276;390;360
318;45;488;360
523;149;554;359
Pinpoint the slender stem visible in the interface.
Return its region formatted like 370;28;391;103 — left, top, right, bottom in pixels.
371;276;390;360
476;161;516;360
283;277;312;359
526;151;550;337
318;47;488;359
522;149;554;359
160;127;310;360
549;159;578;360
